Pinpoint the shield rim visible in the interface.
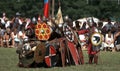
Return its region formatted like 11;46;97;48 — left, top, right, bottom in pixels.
91;32;102;46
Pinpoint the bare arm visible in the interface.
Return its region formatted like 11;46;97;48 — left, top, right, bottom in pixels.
114;32;120;42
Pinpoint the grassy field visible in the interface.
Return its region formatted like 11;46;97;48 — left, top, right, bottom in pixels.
0;47;120;71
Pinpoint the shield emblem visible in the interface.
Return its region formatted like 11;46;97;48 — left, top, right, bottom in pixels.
45;44;58;67
63;24;74;42
34;42;46;63
91;32;102;46
35;22;52;40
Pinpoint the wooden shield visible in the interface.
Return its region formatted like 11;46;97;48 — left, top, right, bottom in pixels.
35;22;52;40
34;42;46;63
91;32;102;46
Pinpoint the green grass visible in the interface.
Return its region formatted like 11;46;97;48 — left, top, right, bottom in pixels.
0;47;120;71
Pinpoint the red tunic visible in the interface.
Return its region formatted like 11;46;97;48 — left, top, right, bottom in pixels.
87;42;97;55
87;27;98;55
77;29;89;34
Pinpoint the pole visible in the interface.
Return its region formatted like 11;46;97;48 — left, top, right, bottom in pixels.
52;0;55;18
49;0;50;18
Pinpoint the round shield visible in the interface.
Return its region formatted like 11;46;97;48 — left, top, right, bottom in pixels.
34;42;46;63
91;32;102;46
19;51;34;67
35;22;52;40
18;43;34;67
63;23;74;42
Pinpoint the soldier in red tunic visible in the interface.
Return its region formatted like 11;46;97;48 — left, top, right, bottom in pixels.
74;21;89;64
87;19;100;64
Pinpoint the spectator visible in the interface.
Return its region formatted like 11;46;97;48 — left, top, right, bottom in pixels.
0;28;3;47
102;18;115;34
10;28;17;48
104;30;115;52
114;23;120;51
3;30;10;47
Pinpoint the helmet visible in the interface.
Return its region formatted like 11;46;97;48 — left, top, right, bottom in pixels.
64;15;69;22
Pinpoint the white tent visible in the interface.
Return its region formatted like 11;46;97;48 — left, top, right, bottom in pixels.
73;17;100;28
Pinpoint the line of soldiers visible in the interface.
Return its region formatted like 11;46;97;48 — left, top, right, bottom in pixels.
16;16;120;68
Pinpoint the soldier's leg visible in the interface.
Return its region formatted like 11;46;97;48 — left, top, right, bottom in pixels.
94;54;98;64
89;54;94;64
79;48;84;64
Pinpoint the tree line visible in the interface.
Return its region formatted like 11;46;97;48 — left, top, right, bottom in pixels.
0;0;120;21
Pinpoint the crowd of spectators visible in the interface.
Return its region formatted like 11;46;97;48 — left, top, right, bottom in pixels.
0;12;120;52
0;12;37;48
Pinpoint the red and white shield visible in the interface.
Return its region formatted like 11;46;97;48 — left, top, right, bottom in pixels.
45;44;57;67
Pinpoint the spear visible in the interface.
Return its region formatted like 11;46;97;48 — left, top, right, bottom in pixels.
52;0;55;18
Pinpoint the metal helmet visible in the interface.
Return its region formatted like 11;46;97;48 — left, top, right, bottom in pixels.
64;15;69;22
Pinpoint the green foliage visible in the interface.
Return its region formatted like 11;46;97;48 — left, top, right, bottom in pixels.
0;0;43;18
0;0;120;20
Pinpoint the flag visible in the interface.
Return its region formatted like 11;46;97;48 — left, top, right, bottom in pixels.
55;6;63;25
44;0;49;18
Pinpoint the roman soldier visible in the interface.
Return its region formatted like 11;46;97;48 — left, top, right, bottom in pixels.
87;18;101;64
62;16;85;65
74;21;89;64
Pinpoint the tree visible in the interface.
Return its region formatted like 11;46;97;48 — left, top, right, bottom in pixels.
0;0;120;20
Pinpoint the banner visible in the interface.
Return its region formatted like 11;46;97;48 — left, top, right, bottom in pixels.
55;7;63;24
44;0;49;18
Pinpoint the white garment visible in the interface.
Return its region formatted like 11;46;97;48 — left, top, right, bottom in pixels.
25;21;30;29
94;27;99;32
79;34;86;46
104;34;114;48
18;31;23;36
79;34;86;42
18;19;22;25
5;21;10;28
14;35;20;42
1;18;5;24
